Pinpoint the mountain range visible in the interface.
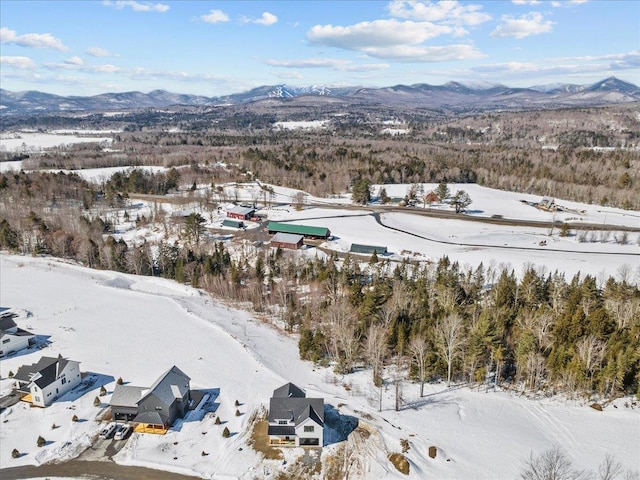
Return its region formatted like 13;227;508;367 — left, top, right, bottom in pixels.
1;77;638;116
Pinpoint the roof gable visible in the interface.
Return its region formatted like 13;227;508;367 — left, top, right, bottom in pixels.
140;365;190;406
273;382;305;398
14;356;78;389
268;397;324;426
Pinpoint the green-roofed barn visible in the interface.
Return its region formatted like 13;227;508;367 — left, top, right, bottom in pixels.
222;219;245;229
267;222;331;240
349;243;388;255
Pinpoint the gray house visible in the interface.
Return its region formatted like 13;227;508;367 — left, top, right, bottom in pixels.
268;382;324;447
110;366;191;433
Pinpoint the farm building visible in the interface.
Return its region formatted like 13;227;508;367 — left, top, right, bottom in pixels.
270;233;304;250
227;205;255;220
267;222;331;240
222;219;245;229
423;191;439;204
349;244;388;255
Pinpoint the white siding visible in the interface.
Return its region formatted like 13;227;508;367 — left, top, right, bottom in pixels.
0;334;32;357
31;360;82;407
295;417;323;447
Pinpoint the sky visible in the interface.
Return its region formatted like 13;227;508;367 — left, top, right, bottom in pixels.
0;0;638;97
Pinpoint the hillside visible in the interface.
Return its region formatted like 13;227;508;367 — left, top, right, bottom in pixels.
1;254;638;479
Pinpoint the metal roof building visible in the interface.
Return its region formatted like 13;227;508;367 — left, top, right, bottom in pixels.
267;222;331;239
349;243;388;255
270;233;304;250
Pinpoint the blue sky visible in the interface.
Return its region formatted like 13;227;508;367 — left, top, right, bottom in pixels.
1;0;638;96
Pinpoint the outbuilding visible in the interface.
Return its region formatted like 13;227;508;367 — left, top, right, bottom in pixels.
222;219;245;229
267;222;331;240
350;243;388;255
227;205;255;220
270;232;304;250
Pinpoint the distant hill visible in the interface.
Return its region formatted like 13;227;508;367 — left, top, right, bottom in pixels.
1;77;638;116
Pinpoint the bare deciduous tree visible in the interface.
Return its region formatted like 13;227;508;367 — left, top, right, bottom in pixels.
408;335;429;397
521;446;586;480
435;314;464;387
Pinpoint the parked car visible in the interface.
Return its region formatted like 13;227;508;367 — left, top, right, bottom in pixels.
114;424;132;440
99;422;117;439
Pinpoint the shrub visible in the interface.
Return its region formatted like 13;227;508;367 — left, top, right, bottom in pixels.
400;438;410;454
51;423;57;430
72;414;78;422
37;435;46;447
99;386;107;396
116;377;123;385
8;370;14;378
93;397;101;407
235;409;241;417
222;426;230;438
235;399;240;407
215;416;221;425
11;448;19;458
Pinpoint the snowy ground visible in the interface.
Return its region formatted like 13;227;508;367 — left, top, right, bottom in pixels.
0;132;114;152
1;255;639;479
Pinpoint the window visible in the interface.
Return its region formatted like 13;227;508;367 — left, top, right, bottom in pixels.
2;338;9;344
35;396;40;402
278;420;288;425
304;426;314;432
61;378;66;385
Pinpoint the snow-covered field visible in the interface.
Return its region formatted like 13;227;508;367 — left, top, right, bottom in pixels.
0;132;114;152
1;255;639;479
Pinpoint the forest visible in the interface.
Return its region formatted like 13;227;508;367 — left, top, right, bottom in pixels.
0;168;638;403
1;103;639;403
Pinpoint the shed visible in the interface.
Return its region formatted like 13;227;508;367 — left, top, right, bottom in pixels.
350;243;388;255
267;222;331;240
270;233;304;250
227;205;255;220
222;219;245;229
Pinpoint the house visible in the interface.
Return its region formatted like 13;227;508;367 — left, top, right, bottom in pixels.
267;222;331;240
0;310;35;358
267;382;324;447
13;355;81;407
349;243;388;255
270;232;304;250
423;191;439;204
227;205;255;220
110;366;191;434
537;197;557;211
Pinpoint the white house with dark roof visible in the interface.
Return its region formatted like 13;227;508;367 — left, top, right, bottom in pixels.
110;366;191;433
0;309;35;358
268;382;324;447
13;355;81;407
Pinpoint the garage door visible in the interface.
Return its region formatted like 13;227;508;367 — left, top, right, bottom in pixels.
299;438;319;446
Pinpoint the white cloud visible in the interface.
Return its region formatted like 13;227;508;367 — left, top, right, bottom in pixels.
266;57;389;71
254;12;278;26
0;27;68;51
201;9;230;24
308;19;453;50
86;47;115;57
512;0;541;5
388;1;491;26
490;12;553;39
45;62;121;74
273;70;304;80
0;56;36;69
90;64;121;73
363;44;484;62
102;0;169;12
65;56;84;66
241;11;279;26
472;50;640;77
129;67;232;83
